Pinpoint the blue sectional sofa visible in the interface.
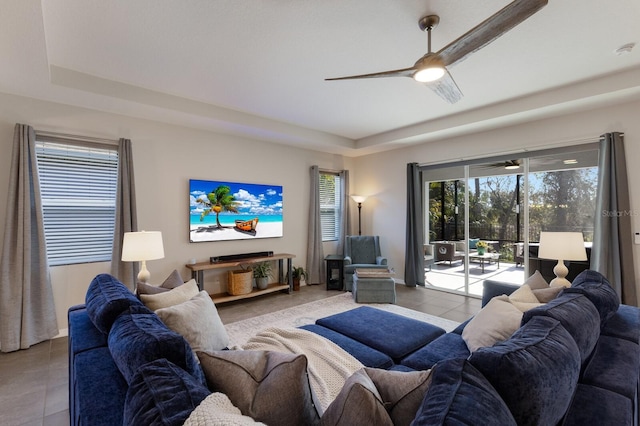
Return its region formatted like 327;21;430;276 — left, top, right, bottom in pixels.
69;270;640;425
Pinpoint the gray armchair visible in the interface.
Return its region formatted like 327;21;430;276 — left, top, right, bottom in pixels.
343;235;388;291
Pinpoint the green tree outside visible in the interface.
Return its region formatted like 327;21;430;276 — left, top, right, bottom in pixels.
198;185;240;228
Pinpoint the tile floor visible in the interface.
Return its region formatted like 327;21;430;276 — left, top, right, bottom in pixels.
0;283;482;426
426;261;527;296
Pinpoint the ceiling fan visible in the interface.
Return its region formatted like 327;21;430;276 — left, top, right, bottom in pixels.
476;159;522;170
325;0;548;103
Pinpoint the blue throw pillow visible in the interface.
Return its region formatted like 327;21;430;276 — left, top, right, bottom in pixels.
564;269;620;324
124;358;211;426
411;358;516;426
469;238;480;250
85;274;142;334
108;305;204;385
469;316;581;426
522;292;600;363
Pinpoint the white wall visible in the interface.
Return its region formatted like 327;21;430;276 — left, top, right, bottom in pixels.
0;92;353;330
353;99;640;301
2;91;639;332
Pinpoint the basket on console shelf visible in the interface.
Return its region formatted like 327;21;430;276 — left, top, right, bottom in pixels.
227;269;253;295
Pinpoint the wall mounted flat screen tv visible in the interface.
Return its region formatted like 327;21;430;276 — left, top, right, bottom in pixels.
189;179;283;242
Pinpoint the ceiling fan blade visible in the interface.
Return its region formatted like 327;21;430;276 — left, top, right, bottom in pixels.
424;69;463;104
325;67;415;81
437;0;548;67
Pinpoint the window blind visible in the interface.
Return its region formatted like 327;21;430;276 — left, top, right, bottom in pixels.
35;140;118;266
319;172;342;241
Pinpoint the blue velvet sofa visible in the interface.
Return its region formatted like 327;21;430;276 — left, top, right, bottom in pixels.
68;274;211;425
69;270;640;425
303;269;640;425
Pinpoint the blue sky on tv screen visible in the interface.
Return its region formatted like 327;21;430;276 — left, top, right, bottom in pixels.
189;179;283;222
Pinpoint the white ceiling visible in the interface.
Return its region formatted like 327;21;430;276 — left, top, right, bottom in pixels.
1;0;639;156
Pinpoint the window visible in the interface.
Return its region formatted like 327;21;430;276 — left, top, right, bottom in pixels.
35;137;118;266
319;171;342;241
422;144;599;295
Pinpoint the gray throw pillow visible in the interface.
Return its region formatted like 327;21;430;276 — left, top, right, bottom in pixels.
525;270;549;290
364;367;432;426
197;350;320;426
321;369;392;426
532;286;563;303
136;269;185;295
156;291;229;352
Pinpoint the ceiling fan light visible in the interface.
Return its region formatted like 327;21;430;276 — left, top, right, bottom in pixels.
414;66;445;83
505;164;520;170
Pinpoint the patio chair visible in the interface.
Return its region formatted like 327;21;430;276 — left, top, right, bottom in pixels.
513;243;524;267
434;242;464;266
424;244;434;271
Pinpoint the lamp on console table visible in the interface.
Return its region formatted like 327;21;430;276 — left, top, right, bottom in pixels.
537;231;587;288
121;230;165;283
350;195;367;236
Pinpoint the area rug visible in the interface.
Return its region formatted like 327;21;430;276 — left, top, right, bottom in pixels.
224;292;460;348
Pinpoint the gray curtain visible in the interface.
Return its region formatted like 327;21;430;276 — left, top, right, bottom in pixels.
306;166;325;284
405;163;424;287
337;169;350;255
0;124;58;352
591;132;637;306
110;138;138;289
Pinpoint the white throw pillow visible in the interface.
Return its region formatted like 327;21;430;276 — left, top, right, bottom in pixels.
156;291;229;353
462;295;523;352
509;284;539;304
140;279;199;311
508;284;543;312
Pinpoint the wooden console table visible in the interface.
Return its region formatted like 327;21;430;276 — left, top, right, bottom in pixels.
186;253;294;304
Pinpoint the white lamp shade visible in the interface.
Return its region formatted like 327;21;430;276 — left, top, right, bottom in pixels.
351;195;367;204
121;231;165;261
538;232;587;261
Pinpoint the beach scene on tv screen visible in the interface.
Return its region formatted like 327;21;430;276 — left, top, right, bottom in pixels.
189;179;283;242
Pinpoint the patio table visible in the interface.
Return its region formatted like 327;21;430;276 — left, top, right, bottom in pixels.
469;252;500;273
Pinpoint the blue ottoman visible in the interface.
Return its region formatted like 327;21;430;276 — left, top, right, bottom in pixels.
353;275;396;303
316;306;445;361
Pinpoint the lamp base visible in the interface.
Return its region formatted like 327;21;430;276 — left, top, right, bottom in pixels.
137;260;151;283
549;259;571;288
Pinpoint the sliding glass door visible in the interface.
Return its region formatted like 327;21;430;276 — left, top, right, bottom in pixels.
423;144;599;296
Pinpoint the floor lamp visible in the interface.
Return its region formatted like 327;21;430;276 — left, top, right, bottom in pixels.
350;195;367;235
537;231;587;287
121;230;165;283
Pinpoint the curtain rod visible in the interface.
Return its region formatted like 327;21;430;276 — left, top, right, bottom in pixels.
418;135;603;167
318;167;343;174
35;130;119;145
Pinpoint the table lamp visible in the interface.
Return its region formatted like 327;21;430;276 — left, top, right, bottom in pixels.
121;231;165;283
537;232;587;287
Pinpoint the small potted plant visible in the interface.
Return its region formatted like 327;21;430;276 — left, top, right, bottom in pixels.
290;266;307;291
252;261;272;290
476;240;489;255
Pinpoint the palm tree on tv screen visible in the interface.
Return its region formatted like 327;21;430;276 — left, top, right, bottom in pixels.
198;185;240;228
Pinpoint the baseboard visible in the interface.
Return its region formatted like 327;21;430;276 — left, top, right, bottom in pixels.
55;328;68;339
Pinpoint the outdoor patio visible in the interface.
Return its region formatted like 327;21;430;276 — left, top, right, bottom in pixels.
425;260;526;297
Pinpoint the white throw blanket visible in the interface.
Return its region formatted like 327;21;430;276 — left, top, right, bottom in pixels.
184;393;266;426
242;326;364;414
